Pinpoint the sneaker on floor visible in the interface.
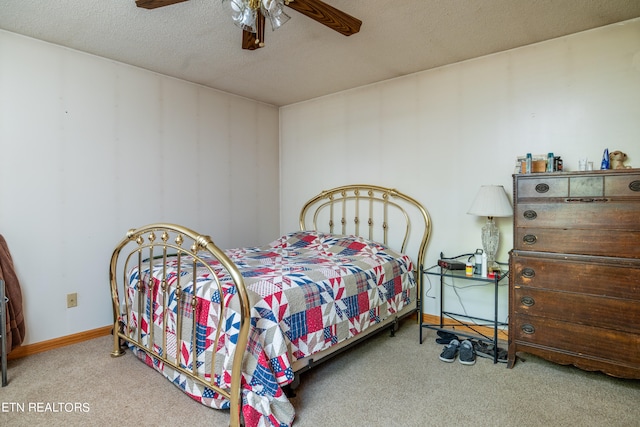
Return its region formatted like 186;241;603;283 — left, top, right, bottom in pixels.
439;339;460;363
435;335;460;344
459;339;476;365
437;330;458;339
435;330;460;344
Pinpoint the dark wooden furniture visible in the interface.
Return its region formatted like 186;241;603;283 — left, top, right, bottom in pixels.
508;169;640;378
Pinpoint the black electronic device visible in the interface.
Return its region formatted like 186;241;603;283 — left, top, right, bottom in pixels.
437;259;466;270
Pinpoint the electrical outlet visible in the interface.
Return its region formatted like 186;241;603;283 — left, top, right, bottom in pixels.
67;293;77;308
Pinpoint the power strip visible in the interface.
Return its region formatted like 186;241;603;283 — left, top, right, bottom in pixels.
437;259;466;270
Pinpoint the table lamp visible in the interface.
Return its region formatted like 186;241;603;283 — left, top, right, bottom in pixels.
467;185;513;271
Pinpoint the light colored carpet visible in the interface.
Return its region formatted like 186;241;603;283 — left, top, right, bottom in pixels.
1;320;638;426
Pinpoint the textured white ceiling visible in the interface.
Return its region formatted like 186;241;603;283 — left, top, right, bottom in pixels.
2;0;640;106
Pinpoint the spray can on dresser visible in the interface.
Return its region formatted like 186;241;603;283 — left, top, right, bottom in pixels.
601;148;610;170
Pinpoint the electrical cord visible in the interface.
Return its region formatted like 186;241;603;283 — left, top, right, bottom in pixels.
441;277;508;328
422;264;438;299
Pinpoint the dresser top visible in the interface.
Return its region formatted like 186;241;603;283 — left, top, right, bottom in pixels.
514;168;639;178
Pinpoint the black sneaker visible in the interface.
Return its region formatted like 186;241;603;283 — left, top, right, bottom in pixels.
437;330;457;338
439;339;460;362
459;340;476;365
435;331;460;344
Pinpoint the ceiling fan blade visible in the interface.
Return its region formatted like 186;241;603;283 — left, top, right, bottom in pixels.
285;0;361;36
135;0;189;9
242;12;266;50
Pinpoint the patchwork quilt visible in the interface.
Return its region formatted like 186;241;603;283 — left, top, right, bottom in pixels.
124;231;416;427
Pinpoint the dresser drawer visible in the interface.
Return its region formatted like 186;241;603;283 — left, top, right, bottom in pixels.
515;200;640;230
514;227;640;258
510;252;640;299
513;287;640;333
511;314;640;367
605;173;640;196
516;176;569;199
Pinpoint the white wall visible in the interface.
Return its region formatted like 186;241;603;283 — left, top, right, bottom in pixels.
280;18;640;321
0;30;280;345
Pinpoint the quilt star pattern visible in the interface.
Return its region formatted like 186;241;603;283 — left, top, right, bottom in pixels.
123;231;416;427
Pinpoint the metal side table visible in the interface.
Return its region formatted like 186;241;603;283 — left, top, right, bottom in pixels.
420;261;508;363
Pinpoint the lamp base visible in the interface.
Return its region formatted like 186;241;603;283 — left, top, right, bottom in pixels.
481;216;500;269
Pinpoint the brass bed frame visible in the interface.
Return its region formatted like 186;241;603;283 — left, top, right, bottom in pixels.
109;184;431;427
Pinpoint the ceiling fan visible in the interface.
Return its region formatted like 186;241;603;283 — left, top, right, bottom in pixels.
135;0;362;50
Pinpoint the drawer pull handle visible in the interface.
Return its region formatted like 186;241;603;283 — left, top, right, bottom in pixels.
566;198;608;203
523;234;537;245
522;324;536;334
523;210;537;220
522;267;536;278
535;183;549;193
630;180;640;192
521;296;535;307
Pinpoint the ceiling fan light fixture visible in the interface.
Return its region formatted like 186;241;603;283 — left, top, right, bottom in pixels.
222;0;258;32
238;7;258;32
265;4;290;31
223;0;290;34
222;0;362;50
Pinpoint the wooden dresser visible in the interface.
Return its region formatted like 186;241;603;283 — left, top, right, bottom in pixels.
508;169;640;378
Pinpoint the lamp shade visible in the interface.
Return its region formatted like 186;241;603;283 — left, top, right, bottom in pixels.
467;185;513;217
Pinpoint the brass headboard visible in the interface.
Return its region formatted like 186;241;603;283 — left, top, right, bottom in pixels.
299;184;432;304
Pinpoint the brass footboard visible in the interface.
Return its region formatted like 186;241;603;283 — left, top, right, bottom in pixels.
109;224;250;427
